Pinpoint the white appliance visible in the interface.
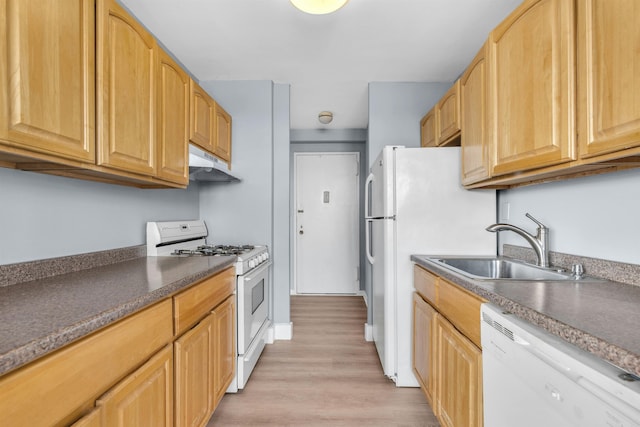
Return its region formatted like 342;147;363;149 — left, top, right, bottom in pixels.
146;220;271;391
481;303;640;426
365;146;495;387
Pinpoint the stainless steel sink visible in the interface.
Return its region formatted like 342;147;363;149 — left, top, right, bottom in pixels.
430;257;574;281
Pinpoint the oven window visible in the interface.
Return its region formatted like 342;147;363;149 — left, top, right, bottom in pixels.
251;279;265;315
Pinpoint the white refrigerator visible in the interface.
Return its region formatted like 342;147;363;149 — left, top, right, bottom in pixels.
365;146;496;387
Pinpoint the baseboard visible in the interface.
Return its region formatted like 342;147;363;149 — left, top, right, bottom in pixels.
266;323;275;344
364;323;373;342
274;322;293;340
357;290;368;307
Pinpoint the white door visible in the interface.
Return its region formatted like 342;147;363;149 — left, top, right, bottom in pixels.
294;152;359;294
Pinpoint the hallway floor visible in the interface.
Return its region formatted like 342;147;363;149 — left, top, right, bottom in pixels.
207;295;439;426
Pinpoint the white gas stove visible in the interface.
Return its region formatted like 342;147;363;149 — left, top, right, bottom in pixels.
146;220;272;392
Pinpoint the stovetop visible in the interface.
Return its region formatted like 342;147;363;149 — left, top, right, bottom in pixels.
172;245;255;257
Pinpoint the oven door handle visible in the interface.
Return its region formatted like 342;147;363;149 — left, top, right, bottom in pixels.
242;260;272;280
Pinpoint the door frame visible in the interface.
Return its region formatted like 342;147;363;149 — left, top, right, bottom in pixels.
292;151;360;295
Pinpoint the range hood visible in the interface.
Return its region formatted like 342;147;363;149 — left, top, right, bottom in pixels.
188;144;240;183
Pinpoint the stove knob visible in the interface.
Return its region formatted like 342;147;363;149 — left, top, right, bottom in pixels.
249;259;255;269
265;252;270;260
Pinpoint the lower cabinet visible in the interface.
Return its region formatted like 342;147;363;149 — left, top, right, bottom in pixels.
97;345;174;426
211;296;236;408
413;265;484;427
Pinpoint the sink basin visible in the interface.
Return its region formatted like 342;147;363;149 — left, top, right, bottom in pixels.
430;257;573;281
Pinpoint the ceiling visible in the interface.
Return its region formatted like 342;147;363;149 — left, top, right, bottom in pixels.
119;0;522;130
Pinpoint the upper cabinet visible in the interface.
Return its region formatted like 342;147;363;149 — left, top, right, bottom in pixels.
96;0;157;176
461;43;491;185
420;81;461;148
189;79;216;154
489;0;576;177
214;102;232;164
157;49;189;185
436;80;461;145
0;0;95;163
577;0;640;160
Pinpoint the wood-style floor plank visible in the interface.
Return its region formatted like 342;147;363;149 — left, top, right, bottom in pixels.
207;295;439;426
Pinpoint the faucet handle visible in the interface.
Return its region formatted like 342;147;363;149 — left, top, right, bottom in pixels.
525;213;548;230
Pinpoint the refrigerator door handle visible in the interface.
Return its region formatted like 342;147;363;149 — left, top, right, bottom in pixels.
365;218;374;264
364;172;374;218
365;172;375;264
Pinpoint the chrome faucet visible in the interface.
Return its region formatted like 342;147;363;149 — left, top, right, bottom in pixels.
486;213;550;268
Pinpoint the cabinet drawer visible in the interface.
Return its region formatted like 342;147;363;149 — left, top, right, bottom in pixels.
173;267;235;336
0;299;173;427
437;278;485;348
414;265;439;304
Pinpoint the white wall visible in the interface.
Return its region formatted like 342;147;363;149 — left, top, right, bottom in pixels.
367;82;450;167
0;168;199;264
498;168;640;265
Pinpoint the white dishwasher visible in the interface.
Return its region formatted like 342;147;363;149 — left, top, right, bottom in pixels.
481;303;640;427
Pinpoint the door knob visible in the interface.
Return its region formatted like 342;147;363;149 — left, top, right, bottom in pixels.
299;230;304;235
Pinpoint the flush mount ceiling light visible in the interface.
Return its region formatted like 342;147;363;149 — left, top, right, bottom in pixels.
290;0;349;15
318;111;333;124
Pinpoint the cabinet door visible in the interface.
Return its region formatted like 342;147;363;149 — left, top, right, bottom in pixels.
211;296;236;409
70;408;102;427
214;102;232;164
412;293;437;409
578;0;640;158
437;80;461;145
489;0;576;176
189;80;215;153
97;0;156;176
97;345;173;427
0;0;95;162
461;43;491;185
157;48;189;185
175;316;212;427
435;315;483;427
421;109;437;147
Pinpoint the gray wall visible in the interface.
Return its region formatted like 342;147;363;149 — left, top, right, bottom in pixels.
367;82;450;167
290;129;368;296
497;168;640;265
198;80;292;326
0;168;199;264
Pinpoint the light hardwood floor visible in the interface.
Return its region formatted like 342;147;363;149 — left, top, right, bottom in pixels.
207;295;439;426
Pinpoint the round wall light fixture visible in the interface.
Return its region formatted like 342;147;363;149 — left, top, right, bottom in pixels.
318;111;333;124
290;0;349;15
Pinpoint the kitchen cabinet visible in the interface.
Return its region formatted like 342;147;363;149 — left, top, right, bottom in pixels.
0;300;173;427
214;102;233;164
489;0;576;176
436;80;461;146
435;314;483;427
0;0;95;163
157;48;189;185
97;344;174;426
412;293;437;408
412;265;485;427
96;0;157;176
420;109;437;147
461;43;491;185
175;315;213;427
190;79;216;154
211;296;236;407
71;408;102;427
173;267;236;425
577;0;640;160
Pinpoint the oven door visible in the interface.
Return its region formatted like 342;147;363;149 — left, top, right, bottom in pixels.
237;260;271;354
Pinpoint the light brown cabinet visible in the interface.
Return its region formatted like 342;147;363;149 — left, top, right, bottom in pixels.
461;43;491;185
489;0;576;177
436;80;461;146
96;0;157;176
157;49;189;186
421;109;437;147
190;79;216;154
175;315;213;427
97;344;174;426
211;296;236;407
413;265;485;427
214;102;233;164
0;0;95;163
577;0;640;160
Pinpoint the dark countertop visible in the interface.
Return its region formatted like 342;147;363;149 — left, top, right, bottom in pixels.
0;255;236;377
412;255;640;377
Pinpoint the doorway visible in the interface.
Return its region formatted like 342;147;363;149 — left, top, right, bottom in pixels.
293;152;360;294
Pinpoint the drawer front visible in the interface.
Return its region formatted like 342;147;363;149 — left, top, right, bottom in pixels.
174;267;235;336
437;278;485;348
414;265;439;305
0;299;173;427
